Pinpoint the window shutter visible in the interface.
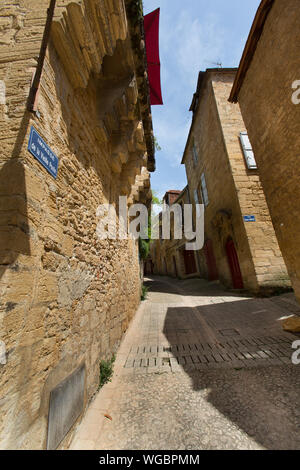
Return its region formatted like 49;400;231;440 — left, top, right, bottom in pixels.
192;142;198;166
200;173;209;207
240;132;257;170
194;188;202;218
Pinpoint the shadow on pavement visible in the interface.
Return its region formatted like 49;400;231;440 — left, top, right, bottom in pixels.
163;301;300;450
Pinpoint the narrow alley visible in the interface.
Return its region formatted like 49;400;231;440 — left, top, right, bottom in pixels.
1;0;300;454
71;277;300;451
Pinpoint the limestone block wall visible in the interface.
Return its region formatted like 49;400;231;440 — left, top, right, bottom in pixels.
184;70;290;292
213;73;290;290
175;249;187;279
150;240;162;275
185;76;252;289
0;0;149;450
236;0;300;301
151;189;202;280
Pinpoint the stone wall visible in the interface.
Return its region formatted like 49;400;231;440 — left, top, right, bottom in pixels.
0;0;151;449
183;70;290;292
150;189;201;280
236;0;300;302
213;72;289;290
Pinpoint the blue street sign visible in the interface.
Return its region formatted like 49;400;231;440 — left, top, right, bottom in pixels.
244;215;256;222
28;126;59;179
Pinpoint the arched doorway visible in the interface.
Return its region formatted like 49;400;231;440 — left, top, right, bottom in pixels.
204;239;218;281
225;238;244;289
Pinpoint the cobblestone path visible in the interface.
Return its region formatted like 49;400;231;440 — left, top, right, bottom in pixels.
70;277;300;450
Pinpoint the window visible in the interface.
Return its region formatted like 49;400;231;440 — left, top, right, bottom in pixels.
186;188;191;204
192;141;198;166
200;173;209;207
240;132;257;170
194;188;203;218
193;189;200;205
180;202;184;227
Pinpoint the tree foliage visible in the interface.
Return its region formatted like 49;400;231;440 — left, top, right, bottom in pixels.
154;136;161;152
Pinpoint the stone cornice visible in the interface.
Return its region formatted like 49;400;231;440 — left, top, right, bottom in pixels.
125;0;155;172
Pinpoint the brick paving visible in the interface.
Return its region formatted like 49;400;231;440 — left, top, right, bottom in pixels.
70;276;300;450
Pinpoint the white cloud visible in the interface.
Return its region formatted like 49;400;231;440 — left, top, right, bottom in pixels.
176;11;226;85
144;0;260;198
156;7;227;87
149;6;227;179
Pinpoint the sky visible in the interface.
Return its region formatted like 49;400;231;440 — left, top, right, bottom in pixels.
143;0;261;200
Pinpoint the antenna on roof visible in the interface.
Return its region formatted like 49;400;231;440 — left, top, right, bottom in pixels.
204;60;223;68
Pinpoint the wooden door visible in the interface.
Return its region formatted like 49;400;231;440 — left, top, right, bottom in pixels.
183;250;197;275
225;238;244;289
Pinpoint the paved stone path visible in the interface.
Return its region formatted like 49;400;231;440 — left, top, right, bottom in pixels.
70;276;300;450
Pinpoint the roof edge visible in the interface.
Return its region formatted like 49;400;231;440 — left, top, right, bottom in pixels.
229;0;275;103
182;68;238;165
125;0;156;172
172;186;188;205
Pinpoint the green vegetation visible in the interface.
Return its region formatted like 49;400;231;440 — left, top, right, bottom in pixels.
99;355;116;389
138;190;163;261
152;190;163;205
141;285;149;301
154;136;162;152
127;0;144;26
139;237;150;260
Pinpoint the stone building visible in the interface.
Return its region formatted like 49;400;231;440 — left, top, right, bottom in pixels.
150;188;201;279
0;0;154;449
182;68;290;292
229;0;300;303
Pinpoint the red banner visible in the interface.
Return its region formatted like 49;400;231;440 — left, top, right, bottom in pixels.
144;8;163;105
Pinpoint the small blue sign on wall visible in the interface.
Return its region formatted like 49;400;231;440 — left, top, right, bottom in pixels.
244;215;256;223
28;126;59;179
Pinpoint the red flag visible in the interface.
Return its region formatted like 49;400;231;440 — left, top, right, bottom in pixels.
144;8;163;105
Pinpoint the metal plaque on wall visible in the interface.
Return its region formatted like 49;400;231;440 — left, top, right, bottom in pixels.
47;364;85;450
28;126;59;179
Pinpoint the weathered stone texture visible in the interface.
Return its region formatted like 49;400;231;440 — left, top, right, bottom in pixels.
236;0;300;302
151;188;201;280
183;70;290;292
0;0;150;449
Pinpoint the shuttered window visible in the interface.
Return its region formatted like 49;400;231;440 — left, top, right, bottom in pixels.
192;142;198;166
201;173;209;207
240;132;257;170
194;187;203;217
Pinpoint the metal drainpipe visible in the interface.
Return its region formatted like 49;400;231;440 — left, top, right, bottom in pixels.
27;0;56;112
